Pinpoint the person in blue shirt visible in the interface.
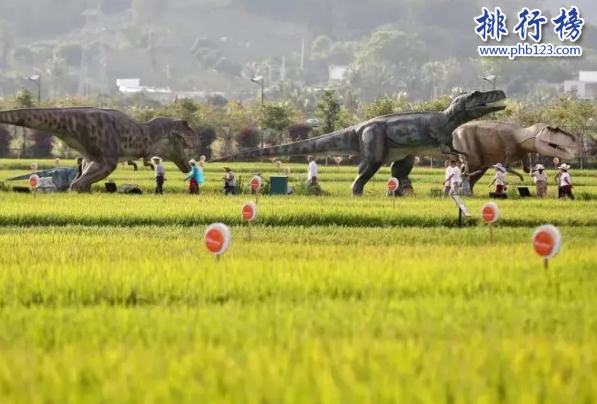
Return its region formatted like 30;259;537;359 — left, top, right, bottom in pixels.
184;159;204;194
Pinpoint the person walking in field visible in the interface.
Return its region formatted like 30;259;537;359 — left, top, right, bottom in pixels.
152;156;165;194
442;160;461;196
184;159;204;194
488;163;507;193
558;163;574;199
223;166;236;195
443;160;453;197
530;164;547;197
307;155;318;185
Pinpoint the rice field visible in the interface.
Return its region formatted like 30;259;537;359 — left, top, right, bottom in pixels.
0;158;596;403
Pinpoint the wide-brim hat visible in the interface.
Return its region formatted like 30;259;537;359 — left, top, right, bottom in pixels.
492;163;506;172
188;159;196;165
534;164;544;170
223;165;230;170
558;163;570;170
151;156;162;162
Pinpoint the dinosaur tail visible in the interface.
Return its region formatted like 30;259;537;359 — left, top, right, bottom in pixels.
209;127;360;162
6;169;54;181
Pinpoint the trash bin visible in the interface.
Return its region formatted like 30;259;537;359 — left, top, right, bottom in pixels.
269;176;288;195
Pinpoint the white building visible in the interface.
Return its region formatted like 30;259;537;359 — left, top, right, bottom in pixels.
563;71;597;99
116;78;212;103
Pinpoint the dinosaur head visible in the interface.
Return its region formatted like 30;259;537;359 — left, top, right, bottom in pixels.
533;124;579;161
446;90;507;122
164;119;200;172
170;119;199;149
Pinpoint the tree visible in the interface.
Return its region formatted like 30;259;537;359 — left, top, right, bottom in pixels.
261;103;297;145
314;90;341;133
0;125;11;157
235;128;260;149
29;131;54;158
191;125;217;161
288;124;312;141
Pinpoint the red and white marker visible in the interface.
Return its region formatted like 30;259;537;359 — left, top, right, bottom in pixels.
242;201;257;241
269;157;276;163
54;158;60;166
30;162;37;170
250;175;262;191
204;223;231;258
29;174;39;188
335;156;342;164
283;167;290;175
414;156;420;165
387;177;399;193
481;202;499;224
532;224;562;270
242;201;257;221
481;202;499;241
553;157;559;166
250;175;262;203
199;155;206;162
275;160;281;168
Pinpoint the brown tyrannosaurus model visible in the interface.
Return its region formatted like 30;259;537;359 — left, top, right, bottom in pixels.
0;106;198;192
426;120;579;193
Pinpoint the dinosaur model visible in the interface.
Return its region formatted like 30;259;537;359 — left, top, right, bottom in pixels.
210;90;506;195
6;167;78;192
0;106;198;192
426;120;579;193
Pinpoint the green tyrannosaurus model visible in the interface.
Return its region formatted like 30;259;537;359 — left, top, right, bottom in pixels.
211;90;507;195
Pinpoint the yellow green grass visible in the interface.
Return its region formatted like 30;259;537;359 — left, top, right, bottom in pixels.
0;158;596;403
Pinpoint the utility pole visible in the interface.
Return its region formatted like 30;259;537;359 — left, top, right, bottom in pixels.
250;76;265;148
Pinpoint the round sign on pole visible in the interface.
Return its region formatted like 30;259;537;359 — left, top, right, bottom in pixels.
55;158;60;166
334;156;342;164
481;202;499;224
275;160;281;168
532;224;562;259
387;177;399;192
29;174;39;188
250;175;262;191
553;157;559;165
283;167;290;175
199;155;206;162
204;223;231;256
30;162;37;170
242;201;257;221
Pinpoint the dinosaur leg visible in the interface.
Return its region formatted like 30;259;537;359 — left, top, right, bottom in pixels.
71;159;118;193
446;143;469;159
351;160;382;196
143;158;154;171
505;166;524;181
468;167;489;195
439;143;460;159
127;161;138;171
390;155;416;196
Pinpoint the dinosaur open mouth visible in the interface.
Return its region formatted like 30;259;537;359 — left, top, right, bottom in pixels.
474;100;506;110
539;139;576;156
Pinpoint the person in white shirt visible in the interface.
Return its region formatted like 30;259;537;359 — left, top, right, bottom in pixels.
488;163;507;193
443;160;453;196
152;156;165;194
442;160;461;196
531;164;547;197
307;155;318;184
558;163;574;199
